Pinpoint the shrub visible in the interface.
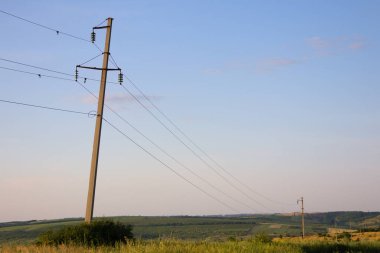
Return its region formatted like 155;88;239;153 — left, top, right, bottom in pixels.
253;232;272;244
337;232;352;241
36;219;134;246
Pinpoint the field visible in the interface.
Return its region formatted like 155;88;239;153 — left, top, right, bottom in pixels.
1;212;380;252
1;239;380;253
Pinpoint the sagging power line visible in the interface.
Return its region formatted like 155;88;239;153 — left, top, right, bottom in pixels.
1;10;296;213
0;58;284;213
0;98;95;116
0;58;261;213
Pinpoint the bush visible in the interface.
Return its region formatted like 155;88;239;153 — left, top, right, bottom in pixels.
36;219;134;246
253;232;272;244
337;232;351;241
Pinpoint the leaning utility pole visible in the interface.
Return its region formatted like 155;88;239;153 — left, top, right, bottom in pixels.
297;197;305;238
84;17;113;223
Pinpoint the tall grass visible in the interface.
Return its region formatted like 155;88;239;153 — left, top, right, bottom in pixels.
1;239;380;253
0;240;301;253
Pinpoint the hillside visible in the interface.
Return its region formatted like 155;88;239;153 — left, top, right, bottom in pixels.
0;212;379;244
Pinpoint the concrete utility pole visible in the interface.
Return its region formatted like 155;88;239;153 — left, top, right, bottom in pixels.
297;197;305;238
85;18;113;223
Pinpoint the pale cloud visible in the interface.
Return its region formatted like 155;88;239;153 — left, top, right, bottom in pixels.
255;58;299;73
202;35;366;76
202;68;224;75
348;41;365;50
306;36;366;55
307;36;331;50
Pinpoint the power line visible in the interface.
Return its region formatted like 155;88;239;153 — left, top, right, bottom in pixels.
0;98;94;116
107;54;281;208
0;9;105;54
0;58;280;211
76;81;258;212
119;83;272;211
0;9;90;42
78;53;104;66
0;57;120;85
102;117;239;213
0;14;267;213
0;58;284;211
0;61;254;212
0;66;74;82
0;57;72;77
123;75;295;207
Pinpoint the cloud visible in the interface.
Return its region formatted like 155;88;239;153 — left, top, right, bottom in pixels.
307;36;331;50
348;41;365;50
306;36;366;55
255;58;299;73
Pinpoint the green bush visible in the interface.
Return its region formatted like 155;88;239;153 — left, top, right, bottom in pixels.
36;219;134;246
252;232;272;244
337;232;352;241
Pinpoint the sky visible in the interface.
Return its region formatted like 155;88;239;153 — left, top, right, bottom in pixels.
0;0;379;222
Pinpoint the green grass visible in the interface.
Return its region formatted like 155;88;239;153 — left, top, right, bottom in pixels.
1;212;379;244
1;240;380;253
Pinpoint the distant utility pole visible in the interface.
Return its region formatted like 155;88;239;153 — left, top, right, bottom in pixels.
75;17;122;223
297;197;305;238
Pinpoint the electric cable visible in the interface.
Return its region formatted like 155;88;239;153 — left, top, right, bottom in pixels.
0;98;94;116
102;117;239;213
123;75;295;207
0;9;90;42
76;81;259;212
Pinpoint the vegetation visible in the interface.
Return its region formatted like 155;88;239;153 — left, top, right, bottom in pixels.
3;212;379;244
35;220;133;246
1;212;380;252
1;239;380;253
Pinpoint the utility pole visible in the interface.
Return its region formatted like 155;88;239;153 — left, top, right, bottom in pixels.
84;18;113;223
297;197;305;238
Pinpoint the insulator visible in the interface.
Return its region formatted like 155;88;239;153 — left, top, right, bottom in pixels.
91;31;96;43
75;69;78;81
84;78;87;83
118;72;123;84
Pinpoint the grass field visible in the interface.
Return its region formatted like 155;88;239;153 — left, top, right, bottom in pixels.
1;212;380;244
1;239;380;253
1;212;379;252
0;215;320;244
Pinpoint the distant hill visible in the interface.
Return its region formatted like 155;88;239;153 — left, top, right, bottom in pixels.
0;212;379;244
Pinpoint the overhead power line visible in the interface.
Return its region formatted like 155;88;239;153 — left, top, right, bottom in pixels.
0;57;279;211
0;66;75;82
76;81;258;212
0;9;89;42
119;83;272;211
102;117;239;213
0;57;120;85
0;14;281;213
0;60;253;212
108;56;283;209
0;98;94;116
122;74;295;207
0;9;104;53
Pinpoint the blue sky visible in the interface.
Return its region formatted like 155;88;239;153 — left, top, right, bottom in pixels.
0;0;379;222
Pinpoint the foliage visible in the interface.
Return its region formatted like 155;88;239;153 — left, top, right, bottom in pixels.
299;241;380;253
2;240;380;253
35;219;133;246
337;231;352;241
2;213;380;244
252;232;272;243
0;239;302;253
